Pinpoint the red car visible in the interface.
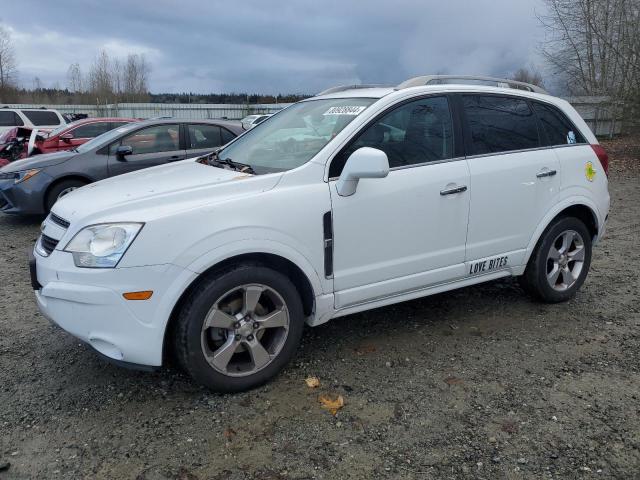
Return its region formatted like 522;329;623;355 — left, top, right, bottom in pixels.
31;117;138;156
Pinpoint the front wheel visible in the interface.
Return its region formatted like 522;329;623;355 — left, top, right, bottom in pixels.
520;216;592;303
45;179;88;213
174;263;305;392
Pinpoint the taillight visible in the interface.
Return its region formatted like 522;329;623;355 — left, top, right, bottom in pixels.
591;144;609;177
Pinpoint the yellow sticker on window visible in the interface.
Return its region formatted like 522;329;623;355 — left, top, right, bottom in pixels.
585;161;596;182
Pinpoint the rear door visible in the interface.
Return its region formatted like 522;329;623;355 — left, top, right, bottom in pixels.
460;94;561;270
107;123;186;176
185;123;229;157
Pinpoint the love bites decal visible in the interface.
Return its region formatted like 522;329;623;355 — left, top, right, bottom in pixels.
468;255;509;275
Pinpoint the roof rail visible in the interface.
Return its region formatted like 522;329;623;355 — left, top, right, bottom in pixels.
317;84;392;96
396;75;548;94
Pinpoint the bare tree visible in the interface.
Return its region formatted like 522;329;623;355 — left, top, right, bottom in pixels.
540;0;640;98
0;25;17;97
67;62;83;93
88;50;114;103
511;67;545;88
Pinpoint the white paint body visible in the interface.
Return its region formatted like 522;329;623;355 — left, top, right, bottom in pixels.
33;85;610;367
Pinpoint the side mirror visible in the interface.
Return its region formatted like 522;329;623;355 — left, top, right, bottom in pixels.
60;133;73;143
335;147;389;197
115;145;133;161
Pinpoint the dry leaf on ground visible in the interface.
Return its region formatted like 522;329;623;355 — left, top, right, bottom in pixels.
223;427;237;440
444;376;464;385
319;394;345;415
305;376;320;388
354;344;377;355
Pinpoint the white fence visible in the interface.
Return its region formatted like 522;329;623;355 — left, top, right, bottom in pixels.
1;103;290;120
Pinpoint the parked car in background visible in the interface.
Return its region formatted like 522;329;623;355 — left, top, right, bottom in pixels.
0;118;243;215
62;113;89;123
0;127;34;166
241;114;272;130
0;107;66;133
30;117;138;156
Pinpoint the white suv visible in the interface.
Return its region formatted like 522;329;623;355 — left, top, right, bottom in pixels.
31;75;610;392
0;107;66;133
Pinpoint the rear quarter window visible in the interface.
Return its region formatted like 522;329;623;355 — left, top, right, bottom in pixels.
462;95;540;155
21;110;62;126
532;102;586;146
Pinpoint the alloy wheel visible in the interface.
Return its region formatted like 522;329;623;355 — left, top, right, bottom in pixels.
200;284;290;377
546;229;585;291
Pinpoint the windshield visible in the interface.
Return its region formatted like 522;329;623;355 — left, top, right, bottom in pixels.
218;98;376;173
75;124;138;153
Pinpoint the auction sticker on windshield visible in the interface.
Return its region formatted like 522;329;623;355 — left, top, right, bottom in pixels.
323;106;367;116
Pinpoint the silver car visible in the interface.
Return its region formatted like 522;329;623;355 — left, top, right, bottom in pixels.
0;118;243;215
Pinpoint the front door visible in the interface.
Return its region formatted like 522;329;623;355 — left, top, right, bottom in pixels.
107;123;186;176
461;94;561;268
328;96;470;309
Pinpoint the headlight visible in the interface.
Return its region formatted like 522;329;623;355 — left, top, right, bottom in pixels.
0;169;41;184
64;223;143;268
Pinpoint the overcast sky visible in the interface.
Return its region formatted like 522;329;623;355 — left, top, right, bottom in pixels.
2;0;547;94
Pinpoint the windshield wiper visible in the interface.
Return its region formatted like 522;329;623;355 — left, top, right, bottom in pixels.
200;149;255;174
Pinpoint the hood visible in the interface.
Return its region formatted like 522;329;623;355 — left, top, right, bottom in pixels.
0;150;76;172
52;158;283;225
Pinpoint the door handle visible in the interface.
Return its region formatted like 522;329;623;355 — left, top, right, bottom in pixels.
168;155;182;162
536;169;557;178
440;185;468;196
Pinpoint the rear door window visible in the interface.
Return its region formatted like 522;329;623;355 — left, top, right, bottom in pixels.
462;95;540;155
187;124;222;149
220;127;236;144
532;102;586;146
21;110;61;126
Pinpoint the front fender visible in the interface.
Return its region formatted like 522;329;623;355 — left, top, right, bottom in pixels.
185;238;326;297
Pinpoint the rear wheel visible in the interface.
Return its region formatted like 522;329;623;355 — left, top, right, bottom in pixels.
45;179;88;213
174;263;304;392
520;216;592;303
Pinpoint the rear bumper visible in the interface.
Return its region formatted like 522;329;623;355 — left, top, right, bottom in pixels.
33;248;198;366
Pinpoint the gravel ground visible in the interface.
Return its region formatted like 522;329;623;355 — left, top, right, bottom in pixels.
1;137;639;479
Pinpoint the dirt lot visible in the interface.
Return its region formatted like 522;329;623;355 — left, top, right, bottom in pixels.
1;137;639;480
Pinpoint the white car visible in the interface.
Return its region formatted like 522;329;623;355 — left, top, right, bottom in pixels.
241;114;272;130
0;107;66;133
32;75;610;392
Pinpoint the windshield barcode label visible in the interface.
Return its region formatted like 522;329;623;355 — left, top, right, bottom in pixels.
323;106;366;116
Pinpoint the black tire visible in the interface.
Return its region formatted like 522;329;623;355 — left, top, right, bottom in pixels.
174;263;304;393
45;179;88;213
520;216;592;303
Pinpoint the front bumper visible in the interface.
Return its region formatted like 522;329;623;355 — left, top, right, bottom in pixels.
33;247;198;366
0;173;52;215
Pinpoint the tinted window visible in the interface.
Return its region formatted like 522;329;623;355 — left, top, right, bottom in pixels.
330;96;454;177
463;95;539;155
220;128;235;144
21;110;61;126
187;124;222;149
110;122;130;130
71;122;112;139
112;124;180;155
532;102;585;146
0;111;17;127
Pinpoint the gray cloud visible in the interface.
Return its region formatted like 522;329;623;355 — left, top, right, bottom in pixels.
3;0;546;94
